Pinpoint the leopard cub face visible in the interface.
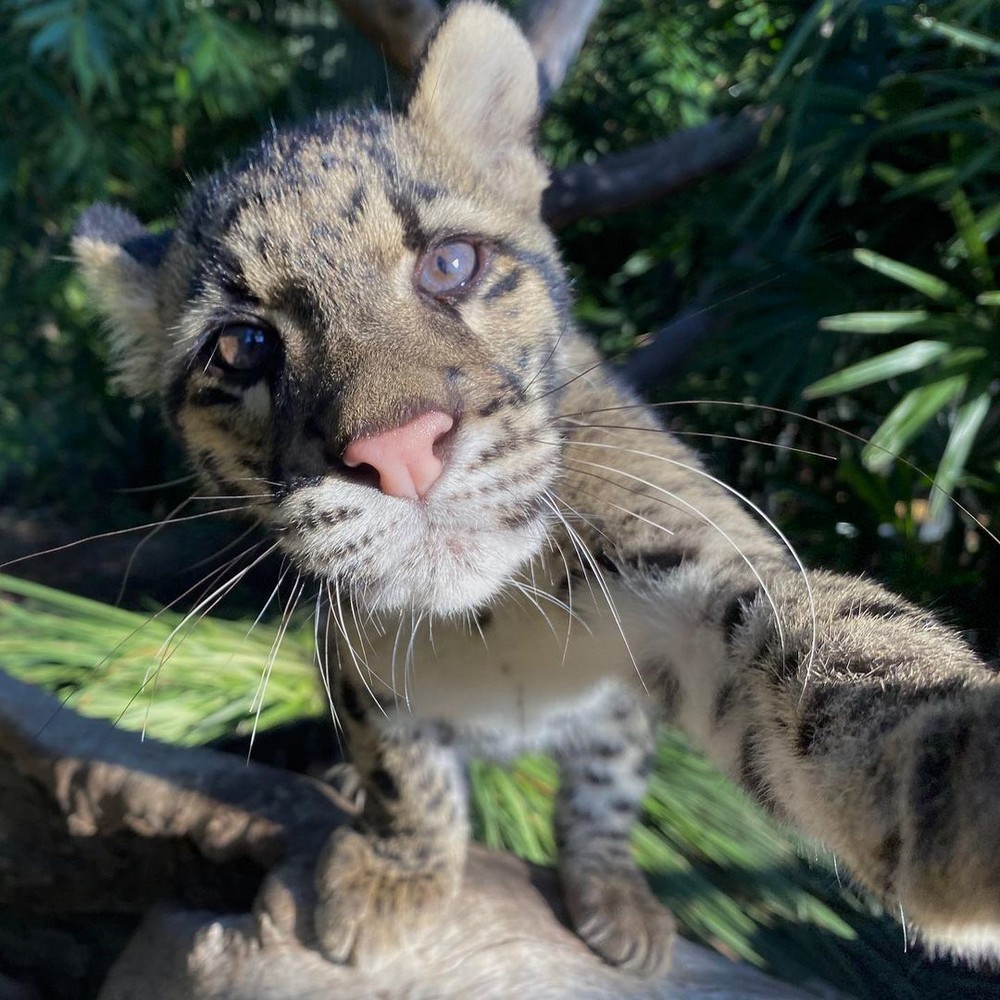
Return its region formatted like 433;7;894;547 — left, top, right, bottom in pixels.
74;6;570;615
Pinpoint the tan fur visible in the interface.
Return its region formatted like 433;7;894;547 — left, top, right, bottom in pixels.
74;0;1000;978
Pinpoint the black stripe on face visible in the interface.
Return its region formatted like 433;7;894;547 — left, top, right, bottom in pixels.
482;266;524;301
272;279;326;331
505;245;571;321
339;680;367;722
386;190;428;251
191;386;242;408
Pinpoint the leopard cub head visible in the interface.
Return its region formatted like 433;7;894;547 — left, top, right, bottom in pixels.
73;2;572;616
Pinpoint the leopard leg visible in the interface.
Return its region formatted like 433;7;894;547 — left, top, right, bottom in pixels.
313;674;467;965
554;689;675;977
715;567;1000;960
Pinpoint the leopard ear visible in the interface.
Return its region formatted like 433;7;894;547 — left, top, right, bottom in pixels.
407;1;546;209
73;204;173;398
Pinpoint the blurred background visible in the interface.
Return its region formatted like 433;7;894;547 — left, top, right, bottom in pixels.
1;1;998;996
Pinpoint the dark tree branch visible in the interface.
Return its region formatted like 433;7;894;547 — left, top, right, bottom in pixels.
543;108;768;230
0;671;812;999
620;303;726;391
521;0;604;103
334;0;442;77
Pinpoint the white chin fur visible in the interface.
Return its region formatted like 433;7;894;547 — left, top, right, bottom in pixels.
348;520;548;616
284;505;549;616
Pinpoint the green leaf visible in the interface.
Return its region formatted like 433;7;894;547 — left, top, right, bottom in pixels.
11;0;72;31
862;376;967;472
818;310;931;334
803;341;952;398
914;16;1000;59
927;391;991;524
27;18;71;58
948;189;993;283
977;291;1000;306
851;249;960;304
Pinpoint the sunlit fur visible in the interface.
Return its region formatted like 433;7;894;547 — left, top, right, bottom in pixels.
74;0;999;978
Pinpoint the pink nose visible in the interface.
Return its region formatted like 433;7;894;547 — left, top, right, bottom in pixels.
342;410;454;499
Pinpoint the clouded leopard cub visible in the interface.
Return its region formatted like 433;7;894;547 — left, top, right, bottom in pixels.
73;0;999;979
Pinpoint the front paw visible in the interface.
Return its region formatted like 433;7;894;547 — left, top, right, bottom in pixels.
561;861;676;978
313;827;461;965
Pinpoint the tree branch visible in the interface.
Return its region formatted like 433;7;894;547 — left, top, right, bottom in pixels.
333;0;442;77
521;0;604;103
543;108;768;230
0;671;813;999
620;303;725;391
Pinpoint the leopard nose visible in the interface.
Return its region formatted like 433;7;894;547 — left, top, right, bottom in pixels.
342;410;454;499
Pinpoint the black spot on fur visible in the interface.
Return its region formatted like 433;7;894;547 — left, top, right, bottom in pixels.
345;181;366;226
594;550;620;575
610;798;635;815
593;741;625;759
478;397;504;418
340;681;366;722
739;729;778;812
912;713;972;859
622;547;695;573
370;767;400;801
476;441;510;466
584;766;613;787
794;685;837;757
723;589;760;645
569;802;600;825
475;608;493;631
837;599;910;621
435;722;456;747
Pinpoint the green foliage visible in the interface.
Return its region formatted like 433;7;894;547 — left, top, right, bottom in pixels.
0;572;322;741
543;0;998;625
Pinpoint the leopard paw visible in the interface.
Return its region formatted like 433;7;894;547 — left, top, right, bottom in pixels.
562;863;675;978
313;827;461;965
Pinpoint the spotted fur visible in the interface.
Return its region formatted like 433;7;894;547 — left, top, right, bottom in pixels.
74;0;1000;977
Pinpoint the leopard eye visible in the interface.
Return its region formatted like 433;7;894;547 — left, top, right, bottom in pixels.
416;240;479;297
212;323;278;375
